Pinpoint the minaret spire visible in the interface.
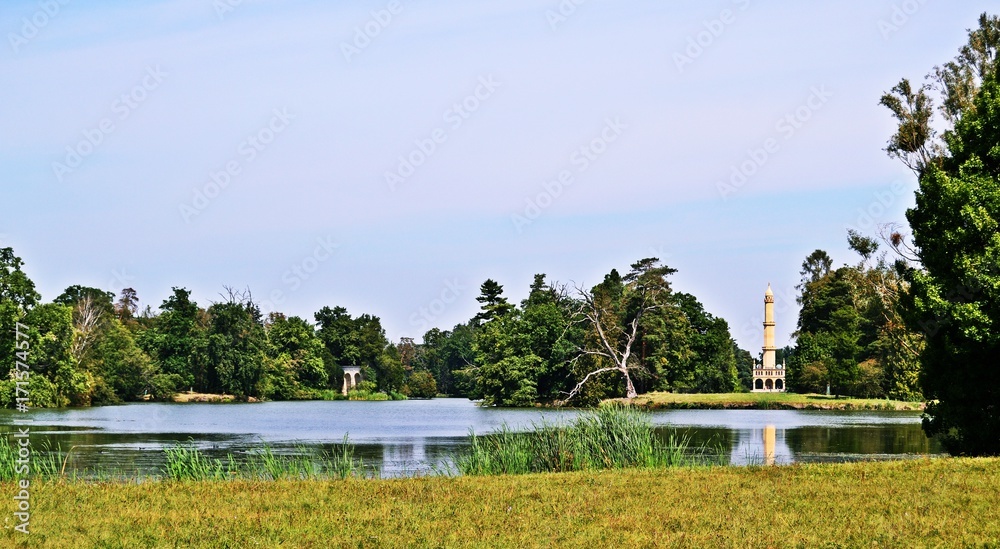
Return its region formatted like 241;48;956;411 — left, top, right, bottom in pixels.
762;284;776;370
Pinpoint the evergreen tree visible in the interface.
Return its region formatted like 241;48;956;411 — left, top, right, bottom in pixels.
881;13;1000;454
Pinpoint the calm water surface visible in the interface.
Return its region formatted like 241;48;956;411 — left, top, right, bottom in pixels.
0;399;942;477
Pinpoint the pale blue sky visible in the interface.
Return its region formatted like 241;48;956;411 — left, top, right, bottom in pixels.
0;1;985;351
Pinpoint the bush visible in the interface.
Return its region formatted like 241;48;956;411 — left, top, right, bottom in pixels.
147;373;183;401
403;371;437;399
348;381;391;401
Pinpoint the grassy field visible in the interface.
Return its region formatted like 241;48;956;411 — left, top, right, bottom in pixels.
1;458;998;547
613;392;925;411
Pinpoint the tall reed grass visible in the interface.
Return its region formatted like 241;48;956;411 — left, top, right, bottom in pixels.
457;404;720;476
163;436;365;481
0;437;70;481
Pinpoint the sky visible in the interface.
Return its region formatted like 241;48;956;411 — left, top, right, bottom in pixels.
0;0;987;352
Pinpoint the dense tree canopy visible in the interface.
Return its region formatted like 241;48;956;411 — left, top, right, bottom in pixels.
0;247;751;409
786;242;923;400
881;12;1000;455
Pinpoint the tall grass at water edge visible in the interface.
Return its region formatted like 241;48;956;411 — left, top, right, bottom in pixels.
163;435;366;481
0;437;71;481
457;404;722;475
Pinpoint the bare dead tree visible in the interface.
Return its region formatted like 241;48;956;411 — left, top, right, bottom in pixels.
217;285;253;306
71;295;105;362
560;259;675;403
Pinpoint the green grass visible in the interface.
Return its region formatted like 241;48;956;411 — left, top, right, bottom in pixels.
163;437;365;481
0;438;70;481
346;390;408;401
458;404;719;475
1;458;998;546
616;392;924;411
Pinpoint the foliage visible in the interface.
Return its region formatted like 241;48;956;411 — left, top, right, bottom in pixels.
473;279;514;325
346;380;404;401
0;245;746;409
621;391;924;411
315;306;399;393
556;259;740;403
260;313;330;400
787;243;923;400
474;311;542;407
413;323;477;396
88;317;158;403
733;343;754;391
472;275;579;406
139;287;209;391
205;291;267;398
403;370;437;398
667;293;739;393
881;13;1000;454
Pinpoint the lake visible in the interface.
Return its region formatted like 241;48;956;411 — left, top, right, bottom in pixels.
0;398;942;477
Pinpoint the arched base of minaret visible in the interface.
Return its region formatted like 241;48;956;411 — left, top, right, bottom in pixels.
751;368;786;393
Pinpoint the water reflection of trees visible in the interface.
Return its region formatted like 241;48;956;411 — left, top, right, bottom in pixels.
660;423;942;465
786;424;941;456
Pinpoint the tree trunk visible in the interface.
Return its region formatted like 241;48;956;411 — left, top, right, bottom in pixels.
623;368;637;399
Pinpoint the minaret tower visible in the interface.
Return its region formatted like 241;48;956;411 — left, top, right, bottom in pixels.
753;283;785;392
762;283;776;370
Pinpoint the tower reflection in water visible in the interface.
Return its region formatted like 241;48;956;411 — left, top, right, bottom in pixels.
730;424;791;465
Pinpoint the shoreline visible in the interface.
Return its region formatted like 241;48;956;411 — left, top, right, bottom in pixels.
170;391;249;404
609;392;925;411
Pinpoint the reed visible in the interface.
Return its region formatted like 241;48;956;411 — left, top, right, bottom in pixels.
457;404;719;476
0;437;69;481
326;435;363;479
162;438;364;481
162;444;234;481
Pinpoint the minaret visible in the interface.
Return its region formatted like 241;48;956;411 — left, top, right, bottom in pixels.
762;284;776;370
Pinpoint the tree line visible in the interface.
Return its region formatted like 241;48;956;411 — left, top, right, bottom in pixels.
0;264;433;407
780;238;923;402
0;251;746;407
0;241;941;410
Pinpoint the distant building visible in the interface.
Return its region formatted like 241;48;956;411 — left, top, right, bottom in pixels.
752;284;786;392
342;366;362;395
